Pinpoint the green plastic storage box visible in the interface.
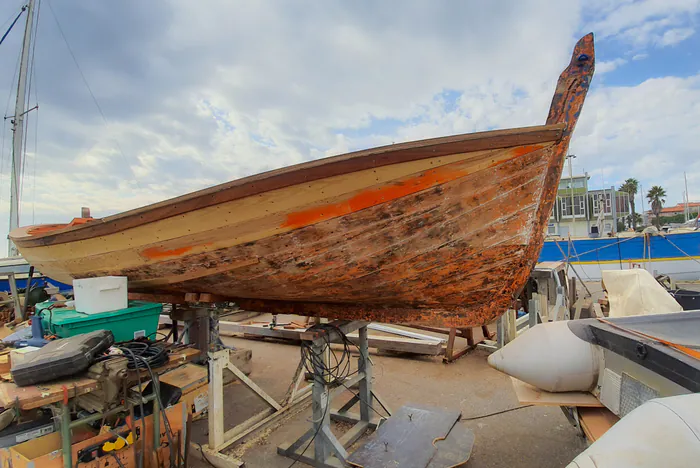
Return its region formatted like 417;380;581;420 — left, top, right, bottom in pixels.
37;300;163;343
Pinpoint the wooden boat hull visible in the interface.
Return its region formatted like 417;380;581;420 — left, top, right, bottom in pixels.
10;35;595;327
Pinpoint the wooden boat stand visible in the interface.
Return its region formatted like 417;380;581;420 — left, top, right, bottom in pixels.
128;293;309;467
408;325;494;363
277;320;391;468
193;345;314;468
143;294;392;467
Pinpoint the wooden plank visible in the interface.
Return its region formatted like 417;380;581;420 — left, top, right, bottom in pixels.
0;377;99;410
367;323;444;343
18;143;546;269
578;406;619;442
445;328;457;360
511;378;603;407
347;333;443;356
127;346;200;383
218;321;443;355
208;350;228;451
347;404;461;468
16;124;564;248
190;443;244;468
159;363;208;393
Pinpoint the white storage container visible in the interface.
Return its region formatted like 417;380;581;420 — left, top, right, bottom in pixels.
73;276;128;314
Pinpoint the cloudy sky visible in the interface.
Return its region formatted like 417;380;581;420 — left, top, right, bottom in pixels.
0;0;698;252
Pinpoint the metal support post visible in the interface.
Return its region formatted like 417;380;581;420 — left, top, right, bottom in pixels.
311;340;333;463
278;322;390;467
153;393;161;452
209;307;220;352
61;401;72;468
357;326;372;423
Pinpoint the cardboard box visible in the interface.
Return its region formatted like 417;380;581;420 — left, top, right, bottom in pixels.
181;382;209;419
159;364;209;419
2;402;186;468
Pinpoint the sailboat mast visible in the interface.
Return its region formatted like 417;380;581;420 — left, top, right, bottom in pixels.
8;0;35;257
684;172;689;222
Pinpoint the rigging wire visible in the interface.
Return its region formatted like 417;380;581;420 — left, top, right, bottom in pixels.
0;3;26;47
662;234;700;266
0;3;25;34
31;95;37;223
0;31;24;212
45;0;141;189
20;0;41;221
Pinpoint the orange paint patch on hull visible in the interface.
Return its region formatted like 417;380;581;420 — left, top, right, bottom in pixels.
142;245;195;260
511;144;545;158
282;144;545;230
282;165;469;230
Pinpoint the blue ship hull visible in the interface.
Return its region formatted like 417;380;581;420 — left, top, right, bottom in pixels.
539;231;700;281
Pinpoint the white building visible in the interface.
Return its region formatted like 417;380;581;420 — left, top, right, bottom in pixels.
547;174;631;238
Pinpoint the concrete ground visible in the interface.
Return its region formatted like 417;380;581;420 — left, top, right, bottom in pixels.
188;330;586;468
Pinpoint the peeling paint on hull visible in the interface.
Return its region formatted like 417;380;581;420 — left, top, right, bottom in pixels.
9;35;595;326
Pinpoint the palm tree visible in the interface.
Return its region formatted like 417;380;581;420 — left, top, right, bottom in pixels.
619;178;639;230
646;185;667;227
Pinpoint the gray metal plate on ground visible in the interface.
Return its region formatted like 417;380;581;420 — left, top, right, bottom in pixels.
427;424;475;468
347;404;461;468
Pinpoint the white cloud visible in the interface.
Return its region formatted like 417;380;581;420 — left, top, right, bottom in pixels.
570;74;700;204
587;0;699;48
0;0;697;257
597;58;628;74
658;27;696;46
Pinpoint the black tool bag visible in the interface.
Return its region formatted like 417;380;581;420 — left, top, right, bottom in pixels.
11;330;115;387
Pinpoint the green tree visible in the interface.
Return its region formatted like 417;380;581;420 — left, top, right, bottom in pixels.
646;185;667;227
626;212;642;229
619;178;640;229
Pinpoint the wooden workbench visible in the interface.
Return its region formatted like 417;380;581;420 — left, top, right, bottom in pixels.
0;346;200;411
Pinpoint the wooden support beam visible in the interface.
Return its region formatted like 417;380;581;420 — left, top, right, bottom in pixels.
208;350;228;451
190;443;244;468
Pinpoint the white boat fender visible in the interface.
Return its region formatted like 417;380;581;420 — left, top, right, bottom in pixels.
487;321;600;392
568;393;700;467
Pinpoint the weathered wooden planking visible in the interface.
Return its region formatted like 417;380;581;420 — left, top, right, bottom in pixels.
11;36;594;327
347;404;460;468
125;149;548;327
0;377;99;410
578;406;619;442
511;378;603;407
13;124;564;249
427;424;475;468
27;143;548;279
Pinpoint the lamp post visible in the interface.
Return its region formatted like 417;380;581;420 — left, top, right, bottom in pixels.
566;154;577;235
